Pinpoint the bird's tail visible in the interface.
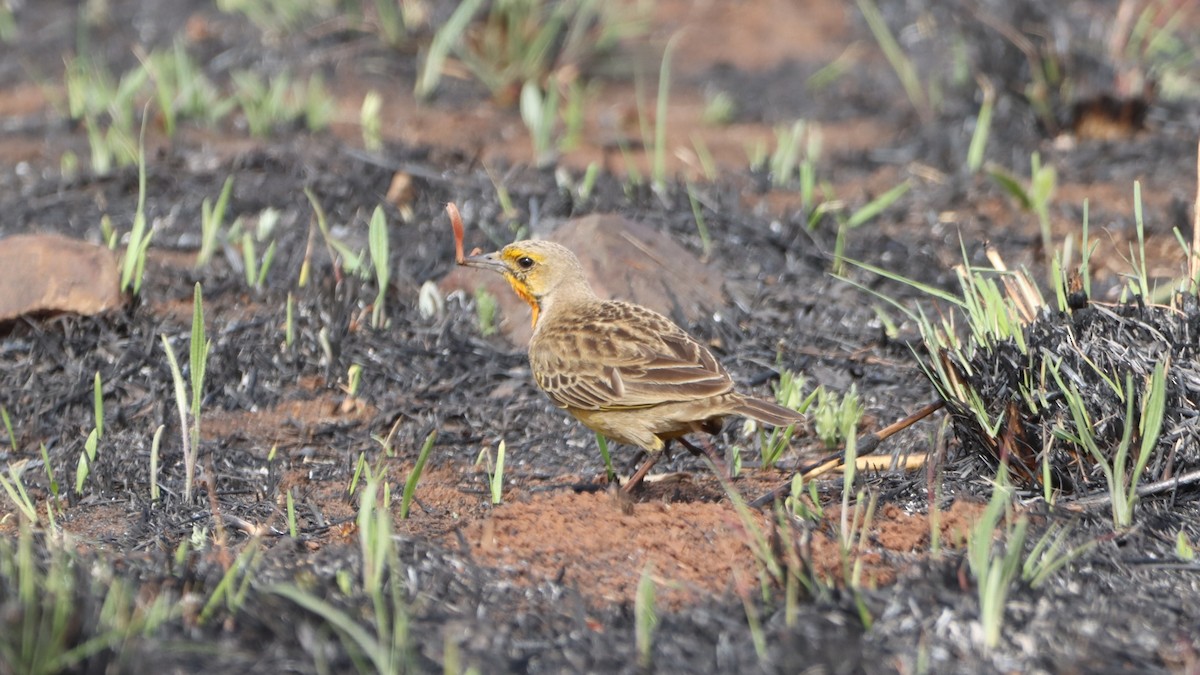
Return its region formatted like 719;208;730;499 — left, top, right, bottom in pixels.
730;395;805;428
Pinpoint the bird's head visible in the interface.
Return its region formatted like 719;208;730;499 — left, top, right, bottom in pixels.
460;239;592;327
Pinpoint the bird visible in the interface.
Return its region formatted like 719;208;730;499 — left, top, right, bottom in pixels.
460;239;805;492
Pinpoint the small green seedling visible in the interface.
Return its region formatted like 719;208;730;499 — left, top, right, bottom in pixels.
361;90;383;153
347;364;363;397
475;288;499;337
368;206;390;329
1;406;14;451
594;433;616;483
119;125;154;294
1177;531;1196;561
149;424;164;502
400;430;437;519
967;474;1025;650
197;175;235;268
74;428;99;495
160;283;209;502
0;463;39;523
520;79;560;167
490;440;506;505
635;565;657;670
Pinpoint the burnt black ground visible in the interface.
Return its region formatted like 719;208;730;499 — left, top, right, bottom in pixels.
2;1;1200;674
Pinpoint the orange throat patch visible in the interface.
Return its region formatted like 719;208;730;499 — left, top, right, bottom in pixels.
505;275;540;327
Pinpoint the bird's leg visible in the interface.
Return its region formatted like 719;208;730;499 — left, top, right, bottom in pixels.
677;437;706;457
621;441;669;493
678;436;733;481
621;454;660;493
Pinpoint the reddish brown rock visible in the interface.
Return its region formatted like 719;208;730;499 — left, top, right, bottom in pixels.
0;234;123;323
440;214;726;345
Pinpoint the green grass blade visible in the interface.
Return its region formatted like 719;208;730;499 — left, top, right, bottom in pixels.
400;430;437;519
416;0;484;99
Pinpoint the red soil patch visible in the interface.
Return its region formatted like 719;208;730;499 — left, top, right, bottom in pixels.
398;468;994;609
59;501;136;549
463;489;760;609
204;393;370;448
659;0;851;71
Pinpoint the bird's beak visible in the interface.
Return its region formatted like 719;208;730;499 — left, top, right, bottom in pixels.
460;250;507;274
461;249;539;328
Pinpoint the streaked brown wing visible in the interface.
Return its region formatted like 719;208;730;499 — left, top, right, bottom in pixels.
530;301;733;411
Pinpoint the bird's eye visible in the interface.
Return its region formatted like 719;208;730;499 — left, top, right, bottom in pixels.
516;256;535;270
